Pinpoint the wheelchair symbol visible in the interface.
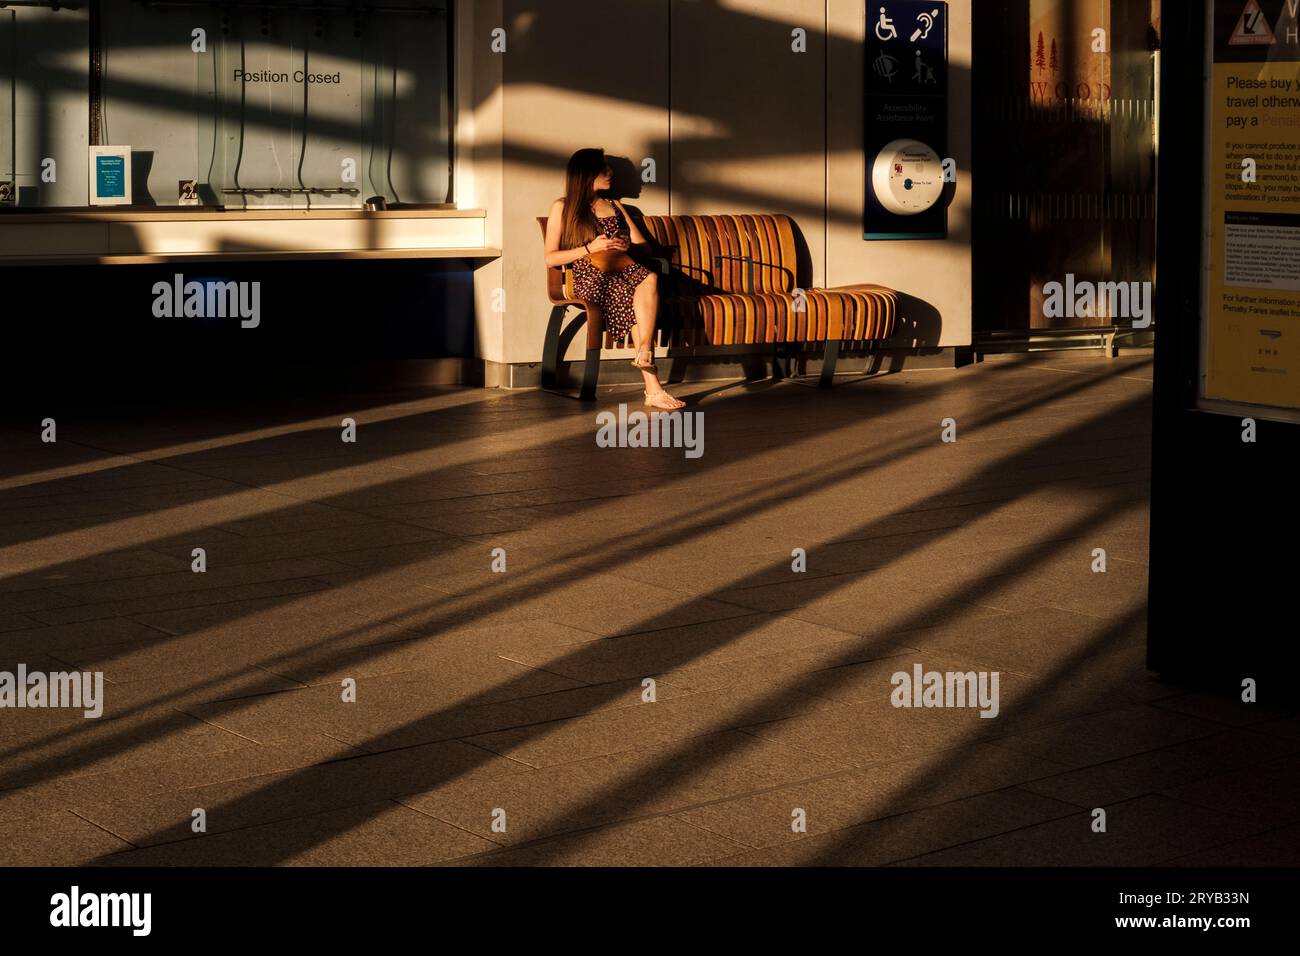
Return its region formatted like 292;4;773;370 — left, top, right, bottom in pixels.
875;7;898;41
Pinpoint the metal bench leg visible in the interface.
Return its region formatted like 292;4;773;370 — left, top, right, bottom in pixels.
819;339;842;389
541;305;568;390
579;347;601;400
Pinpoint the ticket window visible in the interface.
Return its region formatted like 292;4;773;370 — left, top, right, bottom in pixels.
0;0;452;210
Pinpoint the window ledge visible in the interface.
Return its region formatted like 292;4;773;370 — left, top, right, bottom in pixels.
0;209;494;263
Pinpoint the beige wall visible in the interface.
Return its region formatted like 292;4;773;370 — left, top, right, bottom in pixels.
672;0;828;286
456;0;506;371
462;0;973;367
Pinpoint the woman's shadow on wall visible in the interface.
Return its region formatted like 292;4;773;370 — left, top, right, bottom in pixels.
605;155;644;203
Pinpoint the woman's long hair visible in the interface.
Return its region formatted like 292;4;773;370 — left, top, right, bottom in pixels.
559;148;606;250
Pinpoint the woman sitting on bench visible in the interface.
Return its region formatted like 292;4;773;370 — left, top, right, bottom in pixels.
544;148;685;410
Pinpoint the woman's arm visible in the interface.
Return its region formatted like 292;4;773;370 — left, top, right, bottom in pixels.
544;199;606;267
612;199;649;247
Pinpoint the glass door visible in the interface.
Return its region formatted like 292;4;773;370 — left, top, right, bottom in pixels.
974;0;1161;336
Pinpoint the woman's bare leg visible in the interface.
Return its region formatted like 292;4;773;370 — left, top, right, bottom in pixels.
631;272;684;408
628;324;656;390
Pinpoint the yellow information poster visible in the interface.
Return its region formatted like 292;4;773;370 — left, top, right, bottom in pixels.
1204;0;1300;413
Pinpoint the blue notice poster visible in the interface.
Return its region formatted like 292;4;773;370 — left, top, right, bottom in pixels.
96;155;126;198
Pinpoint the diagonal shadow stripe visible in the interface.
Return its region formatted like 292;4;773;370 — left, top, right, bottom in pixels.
83;383;1150;864
0;360;1146;793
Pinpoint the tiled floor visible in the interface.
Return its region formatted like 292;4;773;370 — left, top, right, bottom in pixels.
2;352;1295;866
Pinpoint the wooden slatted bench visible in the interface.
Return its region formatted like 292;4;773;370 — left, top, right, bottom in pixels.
539;213;898;398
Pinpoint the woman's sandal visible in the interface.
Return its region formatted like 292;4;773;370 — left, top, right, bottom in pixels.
644;389;685;410
630;347;657;371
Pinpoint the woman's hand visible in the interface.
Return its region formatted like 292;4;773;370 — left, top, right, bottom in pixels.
588;235;629;254
612;200;650;247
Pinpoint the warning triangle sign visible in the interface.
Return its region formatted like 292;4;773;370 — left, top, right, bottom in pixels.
1230;0;1277;45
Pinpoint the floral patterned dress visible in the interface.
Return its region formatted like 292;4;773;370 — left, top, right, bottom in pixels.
570;209;652;339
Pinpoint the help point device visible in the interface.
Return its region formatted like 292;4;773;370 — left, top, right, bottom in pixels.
871;139;944;216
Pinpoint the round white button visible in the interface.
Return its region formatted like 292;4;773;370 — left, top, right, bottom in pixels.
872;139;944;216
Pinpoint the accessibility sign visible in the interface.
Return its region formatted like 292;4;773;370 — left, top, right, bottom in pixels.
864;1;948;240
